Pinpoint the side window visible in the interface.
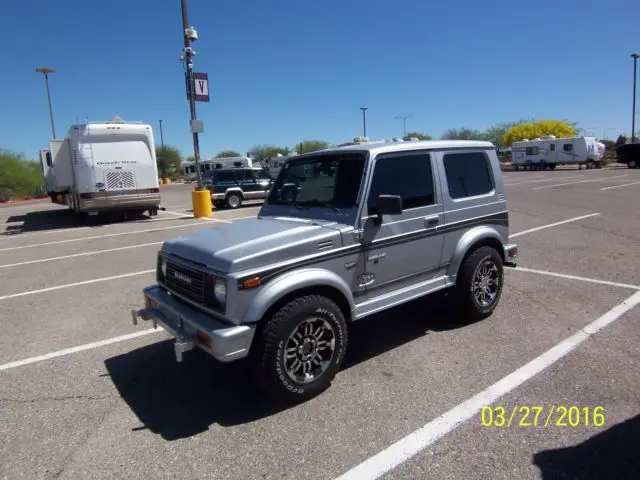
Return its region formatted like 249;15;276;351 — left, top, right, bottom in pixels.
46;151;53;167
550;144;556;152
236;169;255;181
526;147;539;155
256;169;271;180
367;153;435;215
443;151;494;199
563;143;573;152
216;171;236;182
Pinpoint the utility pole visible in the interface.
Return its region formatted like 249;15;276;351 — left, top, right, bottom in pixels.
632;53;639;143
181;0;203;189
36;67;57;139
360;107;368;137
159;119;165;150
394;114;414;137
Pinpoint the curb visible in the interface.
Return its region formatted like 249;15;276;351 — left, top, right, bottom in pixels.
0;197;49;206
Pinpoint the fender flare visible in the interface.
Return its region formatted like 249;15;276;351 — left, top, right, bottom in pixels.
447;226;506;281
241;268;356;325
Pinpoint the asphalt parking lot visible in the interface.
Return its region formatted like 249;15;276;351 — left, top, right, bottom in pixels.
1;165;639;480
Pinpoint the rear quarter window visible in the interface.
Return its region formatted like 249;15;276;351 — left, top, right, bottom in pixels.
443;151;494;199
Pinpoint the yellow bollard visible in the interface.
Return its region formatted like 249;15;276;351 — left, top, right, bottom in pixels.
192;188;212;218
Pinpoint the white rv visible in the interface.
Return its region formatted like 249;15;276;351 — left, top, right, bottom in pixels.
511;136;603;170
182;156;253;182
40;118;161;219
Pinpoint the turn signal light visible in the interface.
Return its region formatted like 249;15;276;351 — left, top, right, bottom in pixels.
243;277;261;289
196;330;211;347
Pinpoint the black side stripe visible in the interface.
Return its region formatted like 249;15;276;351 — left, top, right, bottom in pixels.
237;211;508;288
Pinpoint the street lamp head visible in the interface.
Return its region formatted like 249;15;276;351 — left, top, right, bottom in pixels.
36;67;56;74
632;53;639;59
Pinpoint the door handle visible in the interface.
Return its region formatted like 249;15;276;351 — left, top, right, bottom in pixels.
424;216;439;227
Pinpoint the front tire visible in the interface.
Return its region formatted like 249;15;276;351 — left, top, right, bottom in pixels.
454;246;504;322
226;193;242;209
251;295;348;404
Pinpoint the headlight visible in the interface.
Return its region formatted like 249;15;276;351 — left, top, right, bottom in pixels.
160;257;167;277
214;277;227;305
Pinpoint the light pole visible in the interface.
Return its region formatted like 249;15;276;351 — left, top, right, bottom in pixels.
36;67;57;139
631;53;639;143
158;119;165;150
180;0;204;189
360;107;368;137
394;114;414;137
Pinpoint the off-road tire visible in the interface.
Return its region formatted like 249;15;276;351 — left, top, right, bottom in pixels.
226;193;242;209
454;246;504;323
250;295;348;404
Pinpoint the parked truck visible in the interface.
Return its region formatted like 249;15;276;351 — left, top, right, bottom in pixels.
511;135;603;170
40;117;161;220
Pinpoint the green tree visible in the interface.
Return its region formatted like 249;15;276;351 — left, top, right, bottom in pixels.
503;120;576;147
403;132;432;140
440;128;488;141
155;145;182;179
295;140;329;154
248;145;291;165
185;155;195;163
0;150;45;201
215;150;242;158
615;135;628;146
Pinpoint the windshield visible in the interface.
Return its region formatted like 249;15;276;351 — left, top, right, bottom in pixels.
265;153;366;210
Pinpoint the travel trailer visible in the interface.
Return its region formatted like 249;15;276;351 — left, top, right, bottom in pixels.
511;136;603;170
182;156;253;182
40;117;161;219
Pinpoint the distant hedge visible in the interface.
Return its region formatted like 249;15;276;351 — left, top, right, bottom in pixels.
0;150;46;202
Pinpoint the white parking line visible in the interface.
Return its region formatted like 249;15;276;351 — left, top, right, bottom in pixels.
0;329;161;372
509;266;640;290
0;221;213;252
161;210;232;223
334;289;640;480
0;270;154;301
504;175;585;186
532;174;629;190
509;213;600;238
0;242;163;269
600;181;640;191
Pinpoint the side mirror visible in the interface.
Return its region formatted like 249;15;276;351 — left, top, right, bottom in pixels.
376;194;403;217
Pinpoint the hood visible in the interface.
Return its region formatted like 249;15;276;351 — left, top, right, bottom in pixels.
161;216;348;273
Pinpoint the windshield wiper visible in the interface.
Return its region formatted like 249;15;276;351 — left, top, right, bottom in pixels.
297;199;341;212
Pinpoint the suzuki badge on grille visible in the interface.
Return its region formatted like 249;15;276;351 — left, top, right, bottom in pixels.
173;271;192;284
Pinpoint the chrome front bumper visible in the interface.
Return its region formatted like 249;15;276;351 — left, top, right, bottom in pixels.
80;193;161;212
131;285;255;363
503;243;518;267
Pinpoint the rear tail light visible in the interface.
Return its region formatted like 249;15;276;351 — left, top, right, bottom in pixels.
209;186;215;194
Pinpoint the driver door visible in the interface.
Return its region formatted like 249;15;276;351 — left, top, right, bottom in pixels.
360;151;445;299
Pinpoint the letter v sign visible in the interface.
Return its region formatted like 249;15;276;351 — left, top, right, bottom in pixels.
193;72;210;102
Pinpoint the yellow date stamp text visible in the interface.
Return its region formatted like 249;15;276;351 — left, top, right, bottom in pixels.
481;405;605;428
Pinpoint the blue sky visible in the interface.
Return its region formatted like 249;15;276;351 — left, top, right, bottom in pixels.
1;0;638;161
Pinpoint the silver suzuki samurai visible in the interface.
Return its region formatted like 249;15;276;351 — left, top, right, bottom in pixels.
132;139;518;403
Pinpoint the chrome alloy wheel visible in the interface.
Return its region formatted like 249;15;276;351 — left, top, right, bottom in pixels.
471;258;500;307
284;317;336;384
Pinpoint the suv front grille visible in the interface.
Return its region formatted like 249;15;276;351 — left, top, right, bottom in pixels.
165;261;205;305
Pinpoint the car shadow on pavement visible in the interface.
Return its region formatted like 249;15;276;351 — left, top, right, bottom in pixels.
104;292;469;441
2;209;191;235
532;414;640;479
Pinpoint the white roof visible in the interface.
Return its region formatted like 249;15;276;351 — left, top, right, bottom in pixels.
320;139;494;155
